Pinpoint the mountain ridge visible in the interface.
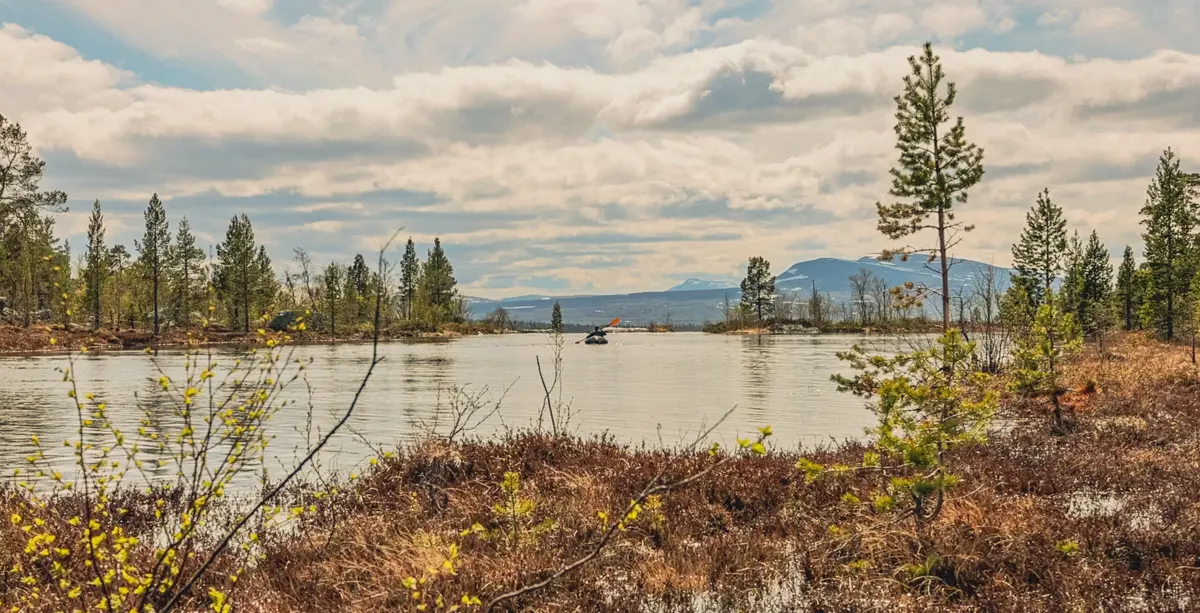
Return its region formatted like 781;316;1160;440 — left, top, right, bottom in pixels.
467;255;1011;325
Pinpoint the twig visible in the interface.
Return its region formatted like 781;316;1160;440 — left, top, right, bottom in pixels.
159;229;402;613
485;406;748;610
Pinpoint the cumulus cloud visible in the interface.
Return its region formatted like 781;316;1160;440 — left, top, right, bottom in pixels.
4;1;1199;296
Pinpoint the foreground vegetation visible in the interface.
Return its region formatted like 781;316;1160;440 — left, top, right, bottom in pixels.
4;332;1199;611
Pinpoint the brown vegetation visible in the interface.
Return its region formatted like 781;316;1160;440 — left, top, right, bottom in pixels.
5;333;1200;612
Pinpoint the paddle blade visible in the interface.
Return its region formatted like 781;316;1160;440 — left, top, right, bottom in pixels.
608;318;621;328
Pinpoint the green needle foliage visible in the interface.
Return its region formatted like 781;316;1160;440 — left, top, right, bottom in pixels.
826;330;997;529
138;193;170;336
1140;148;1199;339
876;42;985;331
739;256;775;324
84;200;106;331
1011;188;1067;308
1010;291;1082;431
1116;246;1137;331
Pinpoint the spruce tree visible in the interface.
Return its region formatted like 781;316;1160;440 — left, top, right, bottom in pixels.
421;238;457;315
1140;148;1199;339
876;42;985;331
169;218;206;327
84;200;106;330
323;262;344;336
348;254;370;296
739;256;775;323
1116;246;1136;330
255;245;278;319
1061;230;1084;322
1078;230;1114;337
216;214;258;333
1011;188;1067;307
137;193;170;335
551;301;563;334
399;238;419;320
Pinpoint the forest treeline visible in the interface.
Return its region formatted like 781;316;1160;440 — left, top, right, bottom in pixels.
722;151;1199;345
0;117;469;336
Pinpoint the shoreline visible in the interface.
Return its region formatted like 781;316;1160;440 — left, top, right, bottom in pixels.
0;324;502;357
0;324;682;357
0;324;946;356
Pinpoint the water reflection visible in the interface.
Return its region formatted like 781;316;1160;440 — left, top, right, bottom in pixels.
0;333;887;486
740;336;774;418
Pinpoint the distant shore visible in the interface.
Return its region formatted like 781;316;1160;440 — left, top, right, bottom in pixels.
0;323;508;356
0;323;684;356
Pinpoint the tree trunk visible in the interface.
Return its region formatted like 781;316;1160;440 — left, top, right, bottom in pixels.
152;258;160;336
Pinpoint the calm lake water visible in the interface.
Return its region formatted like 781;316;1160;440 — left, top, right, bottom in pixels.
0;332;902;488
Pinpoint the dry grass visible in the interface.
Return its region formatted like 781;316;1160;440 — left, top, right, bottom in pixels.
6;332;1200;612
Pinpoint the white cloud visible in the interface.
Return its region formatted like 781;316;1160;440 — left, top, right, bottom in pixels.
5;1;1200;296
1072;7;1138;34
919;2;988;39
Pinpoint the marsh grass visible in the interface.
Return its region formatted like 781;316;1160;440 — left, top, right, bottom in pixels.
6;332;1200;611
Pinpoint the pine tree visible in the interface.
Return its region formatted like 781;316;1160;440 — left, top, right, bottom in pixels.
551;301;563;334
1061;231;1084;322
168;218;206;328
348;255;369;297
739;256;775;323
0;115;68;327
1140;148;1199;339
420;238;457;317
84;200;106;330
876;42;985;332
215;214;258;333
1010;289;1082;432
1011;188;1067;307
399;238;419;320
1116;246;1136;330
137;193;170;335
255;245;278;320
1078;230;1114;337
323;262;344;336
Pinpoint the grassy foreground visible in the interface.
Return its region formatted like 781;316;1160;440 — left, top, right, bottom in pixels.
4;333;1200;611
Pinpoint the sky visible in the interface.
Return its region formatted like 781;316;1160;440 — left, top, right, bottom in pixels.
1;0;1198;298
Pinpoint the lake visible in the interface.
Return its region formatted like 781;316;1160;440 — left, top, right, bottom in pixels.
0;332;902;488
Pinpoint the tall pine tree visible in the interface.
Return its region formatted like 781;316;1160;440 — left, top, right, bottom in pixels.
138;193;170;335
739;256;775;323
254;245;278;319
399;238;419;320
1140;148;1199;339
1116;246;1137;331
323;262;344;336
1061;230;1084;322
168;217;206;327
876;42;985;332
420;238;457;316
84;200;106;330
1078;230;1114;337
216;214;258;333
1011;188;1067;307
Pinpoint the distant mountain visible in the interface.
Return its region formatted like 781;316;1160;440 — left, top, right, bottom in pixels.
466;255;1011;326
773;256;1012;295
667;278;738;292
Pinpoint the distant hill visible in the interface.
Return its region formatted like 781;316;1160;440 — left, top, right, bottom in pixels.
666;278;737;292
466;256;1011;326
773;255;1012;294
